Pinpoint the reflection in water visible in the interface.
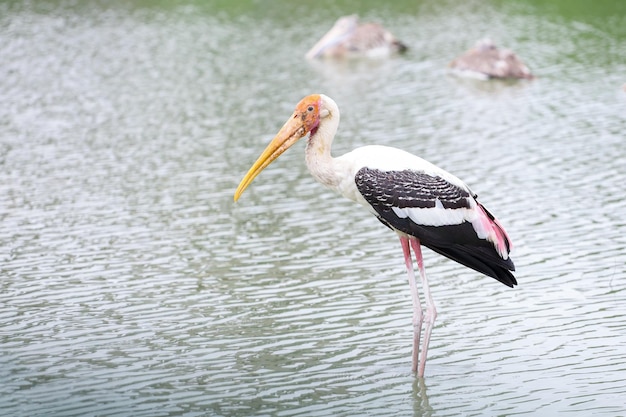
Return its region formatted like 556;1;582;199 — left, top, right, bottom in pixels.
1;0;625;416
412;378;433;417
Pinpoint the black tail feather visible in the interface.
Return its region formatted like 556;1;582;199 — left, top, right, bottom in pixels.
425;244;517;288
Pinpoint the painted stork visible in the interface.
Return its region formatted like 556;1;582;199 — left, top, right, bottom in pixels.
305;14;407;59
234;94;516;377
449;38;533;80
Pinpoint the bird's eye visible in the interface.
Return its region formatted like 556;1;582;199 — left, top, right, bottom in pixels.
307;106;314;112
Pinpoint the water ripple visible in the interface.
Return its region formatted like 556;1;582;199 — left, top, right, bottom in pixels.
2;1;626;416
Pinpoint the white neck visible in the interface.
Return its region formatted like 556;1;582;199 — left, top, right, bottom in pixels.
305;95;342;190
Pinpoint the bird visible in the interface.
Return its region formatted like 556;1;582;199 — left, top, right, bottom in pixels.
449;38;533;80
234;94;516;377
305;14;407;60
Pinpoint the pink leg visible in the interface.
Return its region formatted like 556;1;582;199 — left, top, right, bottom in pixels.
400;236;423;374
409;238;437;378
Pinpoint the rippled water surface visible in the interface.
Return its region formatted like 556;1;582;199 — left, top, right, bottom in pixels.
1;0;625;415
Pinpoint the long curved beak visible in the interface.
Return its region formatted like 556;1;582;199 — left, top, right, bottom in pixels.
234;114;308;201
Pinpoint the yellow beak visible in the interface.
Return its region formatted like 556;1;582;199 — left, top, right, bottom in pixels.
234;113;308;202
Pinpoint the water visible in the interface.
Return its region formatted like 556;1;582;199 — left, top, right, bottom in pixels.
1;0;625;415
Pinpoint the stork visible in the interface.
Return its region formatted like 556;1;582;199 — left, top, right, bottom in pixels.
305;15;407;59
449;38;534;80
234;94;516;377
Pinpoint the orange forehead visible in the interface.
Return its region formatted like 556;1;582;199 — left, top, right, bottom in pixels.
291;94;322;133
295;94;321;114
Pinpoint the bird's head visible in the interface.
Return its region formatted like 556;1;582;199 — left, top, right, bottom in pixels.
234;94;333;201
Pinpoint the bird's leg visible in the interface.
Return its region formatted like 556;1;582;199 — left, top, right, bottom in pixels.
409;238;437;378
400;236;423;374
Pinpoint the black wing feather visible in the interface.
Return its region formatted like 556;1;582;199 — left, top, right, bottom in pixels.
355;167;516;287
